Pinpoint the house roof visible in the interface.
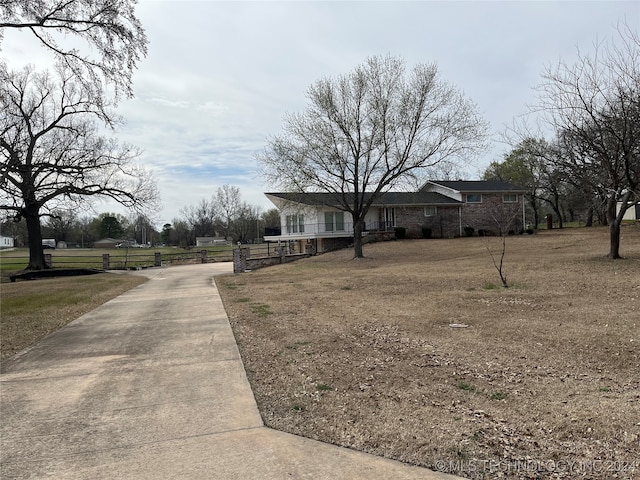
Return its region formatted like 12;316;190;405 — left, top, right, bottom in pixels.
265;191;462;207
94;237;121;244
424;180;526;193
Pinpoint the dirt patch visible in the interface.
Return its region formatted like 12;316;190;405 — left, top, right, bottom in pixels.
219;226;640;479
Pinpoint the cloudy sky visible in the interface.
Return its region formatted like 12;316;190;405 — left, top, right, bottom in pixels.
3;1;639;227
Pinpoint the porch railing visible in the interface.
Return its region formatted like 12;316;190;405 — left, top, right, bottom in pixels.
273;221;396;237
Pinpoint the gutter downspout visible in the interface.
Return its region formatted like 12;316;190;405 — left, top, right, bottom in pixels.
458;206;463;237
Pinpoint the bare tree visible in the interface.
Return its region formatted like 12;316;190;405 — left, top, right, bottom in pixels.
534;23;640;258
480;201;522;288
0;65;158;270
230;202;260;244
169;218;192;248
0;0;147;99
261;208;280;229
180;198;217;239
215;185;241;241
258;55;488;258
45;209;77;242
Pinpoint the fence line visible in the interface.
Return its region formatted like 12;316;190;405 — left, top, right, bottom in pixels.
0;250;235;271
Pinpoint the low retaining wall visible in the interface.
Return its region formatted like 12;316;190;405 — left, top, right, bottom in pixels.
233;247;311;273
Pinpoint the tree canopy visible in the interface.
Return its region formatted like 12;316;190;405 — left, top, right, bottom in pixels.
0;0;148;99
0;65;158;269
533;23;639;258
259;54;488;257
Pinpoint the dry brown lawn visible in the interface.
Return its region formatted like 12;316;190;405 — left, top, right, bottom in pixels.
218;226;640;479
1;273;147;360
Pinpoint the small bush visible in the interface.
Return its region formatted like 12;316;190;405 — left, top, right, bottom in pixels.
421;226;432;239
394;226;407;239
490;391;508;400
456;381;475;392
526;228;535;235
463;226;474;237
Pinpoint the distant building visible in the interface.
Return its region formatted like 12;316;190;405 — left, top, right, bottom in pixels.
196;237;230;246
617;202;639;221
94;238;121;249
0;236;14;249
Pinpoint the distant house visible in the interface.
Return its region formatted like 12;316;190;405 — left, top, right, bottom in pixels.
0;236;14;249
94;238;121;249
617;201;640;221
196;237;230;246
264;180;526;254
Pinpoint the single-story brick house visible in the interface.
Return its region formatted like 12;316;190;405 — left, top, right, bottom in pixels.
264;180;527;253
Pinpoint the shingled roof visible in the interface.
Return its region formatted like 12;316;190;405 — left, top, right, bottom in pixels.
424;180;526;192
265;191;462;207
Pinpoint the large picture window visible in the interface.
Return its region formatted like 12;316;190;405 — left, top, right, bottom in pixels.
286;214;304;233
325;211;345;232
466;194;482;203
503;194;518;203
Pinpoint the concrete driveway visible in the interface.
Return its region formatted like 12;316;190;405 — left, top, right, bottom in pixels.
1;263;459;479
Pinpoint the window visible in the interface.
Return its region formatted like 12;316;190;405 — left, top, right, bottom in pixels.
424;206;437;216
503;194;518;203
384;207;396;228
325;211;345;232
466;194;482;203
286;214;304;233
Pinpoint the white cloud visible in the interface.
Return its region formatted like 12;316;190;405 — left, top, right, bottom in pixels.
3;0;638;227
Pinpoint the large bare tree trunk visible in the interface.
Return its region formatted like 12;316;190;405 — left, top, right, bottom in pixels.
609;222;622;259
532;200;540;229
353;220;364;258
24;204;48;270
606;197;622;259
585;205;594;227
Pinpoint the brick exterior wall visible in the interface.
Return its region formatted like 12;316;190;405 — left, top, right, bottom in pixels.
395;206;460;238
391;195;524;238
461;194;523;234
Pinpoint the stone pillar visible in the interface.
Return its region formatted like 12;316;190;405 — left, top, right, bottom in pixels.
44;253;52;268
154;252;161;267
233;247;249;273
200;250;207;263
102;253;110;269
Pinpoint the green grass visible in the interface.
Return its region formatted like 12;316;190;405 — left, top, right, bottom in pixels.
250;303;272;318
456;381;476;392
222;281;245;290
489;391;508;400
316;383;333;391
1;290;86;312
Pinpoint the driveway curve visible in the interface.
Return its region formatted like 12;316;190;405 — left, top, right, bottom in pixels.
1;263;459;479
